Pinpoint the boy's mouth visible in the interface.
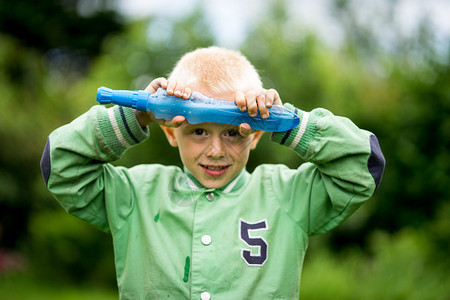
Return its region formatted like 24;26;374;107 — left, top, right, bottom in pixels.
200;164;230;177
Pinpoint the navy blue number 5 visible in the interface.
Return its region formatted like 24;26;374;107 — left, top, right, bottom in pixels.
239;219;268;266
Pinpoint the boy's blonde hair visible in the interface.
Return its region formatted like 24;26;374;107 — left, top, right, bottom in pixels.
168;47;262;95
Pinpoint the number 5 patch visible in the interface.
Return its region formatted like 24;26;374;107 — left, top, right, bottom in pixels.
239;219;269;266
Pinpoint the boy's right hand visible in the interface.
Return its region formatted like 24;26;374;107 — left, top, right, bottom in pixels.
134;78;192;128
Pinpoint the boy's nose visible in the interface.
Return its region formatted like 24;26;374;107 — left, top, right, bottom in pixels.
206;137;225;159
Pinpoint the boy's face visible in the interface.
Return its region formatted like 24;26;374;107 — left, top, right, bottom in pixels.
162;88;263;189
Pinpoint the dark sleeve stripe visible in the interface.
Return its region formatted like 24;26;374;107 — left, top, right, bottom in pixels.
40;137;51;186
119;106;139;144
280;129;292;145
280;108;298;145
368;135;386;189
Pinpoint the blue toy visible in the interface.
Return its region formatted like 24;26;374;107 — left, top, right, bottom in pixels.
96;87;299;132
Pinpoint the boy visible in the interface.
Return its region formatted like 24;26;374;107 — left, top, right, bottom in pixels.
41;47;385;299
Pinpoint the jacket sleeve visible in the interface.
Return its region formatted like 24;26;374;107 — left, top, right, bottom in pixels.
271;104;385;236
40;105;149;233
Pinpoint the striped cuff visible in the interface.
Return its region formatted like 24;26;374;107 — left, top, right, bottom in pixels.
97;106;149;157
271;103;317;158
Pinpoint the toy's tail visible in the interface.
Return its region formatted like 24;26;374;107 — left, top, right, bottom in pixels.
96;87;149;111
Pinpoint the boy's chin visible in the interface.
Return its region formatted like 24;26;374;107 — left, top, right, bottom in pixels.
198;173;237;189
200;179;228;190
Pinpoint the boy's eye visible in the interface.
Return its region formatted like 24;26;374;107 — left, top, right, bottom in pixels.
193;129;206;136
227;130;238;137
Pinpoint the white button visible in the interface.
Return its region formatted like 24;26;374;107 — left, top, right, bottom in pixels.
201;235;212;245
206;193;214;201
201;292;211;300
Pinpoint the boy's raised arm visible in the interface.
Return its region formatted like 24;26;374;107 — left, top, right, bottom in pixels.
40;77;194;232
40;104;149;232
271;104;385;235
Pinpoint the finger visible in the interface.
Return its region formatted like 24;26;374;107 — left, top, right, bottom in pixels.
166;80;177;95
182;87;192;99
145;77;167;94
235;91;247;111
239;123;253;137
265;89;277;107
246;91;258;117
271;89;282;105
173;83;185;98
170;115;186;127
256;90;269;119
158;115;186;127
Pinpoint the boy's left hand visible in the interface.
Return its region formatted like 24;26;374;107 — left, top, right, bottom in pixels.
234;89;282;137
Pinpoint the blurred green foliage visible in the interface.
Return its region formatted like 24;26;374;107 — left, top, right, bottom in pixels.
1;271;117;300
301;202;450;299
0;0;123;56
0;0;448;298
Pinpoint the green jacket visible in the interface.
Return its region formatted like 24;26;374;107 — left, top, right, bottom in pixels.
41;104;385;299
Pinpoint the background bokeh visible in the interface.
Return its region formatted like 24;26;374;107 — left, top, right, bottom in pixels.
0;0;449;299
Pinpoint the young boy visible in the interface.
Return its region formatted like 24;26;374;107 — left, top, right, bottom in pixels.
40;47;385;299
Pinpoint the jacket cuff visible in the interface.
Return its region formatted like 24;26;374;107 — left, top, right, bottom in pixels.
271;103;317;158
97;106;149;157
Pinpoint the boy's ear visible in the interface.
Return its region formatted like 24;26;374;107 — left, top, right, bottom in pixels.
250;131;264;150
160;126;178;147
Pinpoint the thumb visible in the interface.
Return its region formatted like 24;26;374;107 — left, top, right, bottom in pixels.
239;123;254;137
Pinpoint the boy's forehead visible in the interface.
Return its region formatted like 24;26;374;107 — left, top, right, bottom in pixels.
181;122;239;130
192;83;235;102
